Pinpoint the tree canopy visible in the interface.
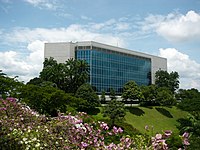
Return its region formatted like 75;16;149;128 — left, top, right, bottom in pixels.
122;80;143;103
75;83;100;110
155;87;176;106
0;70;23;99
39;57;89;94
103;99;126;125
155;70;179;93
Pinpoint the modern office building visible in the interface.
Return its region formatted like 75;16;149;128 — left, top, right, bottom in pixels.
44;41;167;94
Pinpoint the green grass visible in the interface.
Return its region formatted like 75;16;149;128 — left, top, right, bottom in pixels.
92;106;189;135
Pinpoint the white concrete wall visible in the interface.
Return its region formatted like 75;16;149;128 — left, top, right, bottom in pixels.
151;56;167;84
44;42;75;63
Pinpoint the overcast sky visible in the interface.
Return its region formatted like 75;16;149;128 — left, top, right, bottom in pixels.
0;0;200;90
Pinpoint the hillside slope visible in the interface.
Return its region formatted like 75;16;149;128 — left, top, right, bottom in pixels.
125;106;189;134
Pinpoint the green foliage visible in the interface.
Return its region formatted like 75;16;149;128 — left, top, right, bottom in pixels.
141;85;157;101
166;133;183;149
188;136;200;150
114;121;141;136
27;77;44;85
39;57;89;94
155;70;179;93
178;98;200;111
109;87;116;100
140;84;157;106
103;99;126;125
0;70;24;99
177;113;200;149
177;113;200;136
155;87;176;106
176;88;199;101
122;80;143;104
75;83;100;111
0;99;134;150
100;90;106;103
20;84;86;116
20;84;68;116
176;88;200;112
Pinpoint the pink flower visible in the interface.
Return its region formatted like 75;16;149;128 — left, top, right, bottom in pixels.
183;139;190;146
155;134;162;140
182;132;190;146
112;126;118;134
81;142;88;148
0;107;6;111
117;127;123;133
100;122;109;130
164;130;172;138
182;132;189;138
6;97;16;102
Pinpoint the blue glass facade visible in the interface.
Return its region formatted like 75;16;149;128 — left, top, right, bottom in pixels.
75;46;151;94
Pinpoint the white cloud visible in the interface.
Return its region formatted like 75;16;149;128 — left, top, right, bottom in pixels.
159;48;200;90
157;11;200;42
4;25;125;47
0;49;42;82
24;0;58;10
0;24;125;82
115;22;130;31
141;10;200;42
81;15;92;21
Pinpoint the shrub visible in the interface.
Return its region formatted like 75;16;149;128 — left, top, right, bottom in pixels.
0;97;190;150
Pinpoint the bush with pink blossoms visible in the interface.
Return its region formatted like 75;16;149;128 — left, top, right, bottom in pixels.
0;98;191;150
0;98;134;149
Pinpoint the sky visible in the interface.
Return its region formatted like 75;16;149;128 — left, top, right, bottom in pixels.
0;0;200;90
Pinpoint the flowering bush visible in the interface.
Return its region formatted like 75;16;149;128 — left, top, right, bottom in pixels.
0;98;190;150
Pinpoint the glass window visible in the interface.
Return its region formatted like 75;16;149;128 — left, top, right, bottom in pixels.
75;47;151;94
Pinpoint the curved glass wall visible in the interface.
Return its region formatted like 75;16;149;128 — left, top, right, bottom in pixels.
76;47;151;95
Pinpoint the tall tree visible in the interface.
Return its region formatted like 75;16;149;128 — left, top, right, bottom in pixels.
141;84;157;105
75;83;100;110
122;80;143;105
100;90;106;104
155;87;176;106
0;70;23;99
155;70;179;93
176;88;199;101
109;87;116;100
103;99;126;126
64;58;89;93
39;57;89;94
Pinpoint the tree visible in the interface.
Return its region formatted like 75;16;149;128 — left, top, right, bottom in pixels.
20;84;67;116
155;70;179;93
20;84;86;116
40;57;66;89
109;87;116;100
27;77;44;85
176;88;200;111
100;90;106;104
39;57;89;94
176;88;199;101
176;89;200;149
141;84;157;105
64;58;89;94
0;70;23;99
122;80;143;105
103;99;126;126
75;83;100;110
155;87;176;106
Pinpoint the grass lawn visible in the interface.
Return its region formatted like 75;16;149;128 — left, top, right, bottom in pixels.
92;106;189;135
